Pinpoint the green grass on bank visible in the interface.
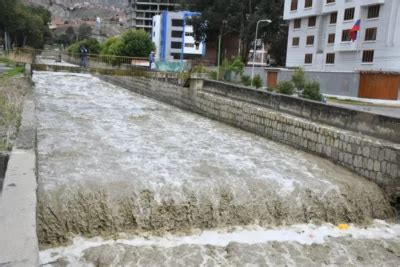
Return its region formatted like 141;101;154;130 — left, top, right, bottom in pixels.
0;57;14;66
326;97;372;106
0;66;25;78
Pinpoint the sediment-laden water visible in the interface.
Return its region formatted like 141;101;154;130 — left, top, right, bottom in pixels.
34;72;397;262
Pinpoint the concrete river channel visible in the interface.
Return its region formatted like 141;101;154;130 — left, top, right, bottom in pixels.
33;72;400;266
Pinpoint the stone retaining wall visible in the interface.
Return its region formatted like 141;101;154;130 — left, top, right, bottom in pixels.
0;153;8;192
99;75;400;201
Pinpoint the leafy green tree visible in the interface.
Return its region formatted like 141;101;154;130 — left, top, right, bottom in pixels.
116;30;155;57
0;0;17;51
189;0;285;63
101;30;155;57
0;1;51;49
101;36;123;55
67;39;101;55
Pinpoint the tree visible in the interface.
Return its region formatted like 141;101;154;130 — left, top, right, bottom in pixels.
0;1;51;49
0;0;17;51
65;26;76;43
67;39;101;55
189;0;285;65
105;30;155;57
78;24;92;41
101;36;122;55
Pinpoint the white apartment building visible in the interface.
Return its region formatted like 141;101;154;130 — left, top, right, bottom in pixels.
284;0;400;71
152;11;206;61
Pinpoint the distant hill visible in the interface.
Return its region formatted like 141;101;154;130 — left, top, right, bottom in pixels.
23;0;130;21
24;1;129;8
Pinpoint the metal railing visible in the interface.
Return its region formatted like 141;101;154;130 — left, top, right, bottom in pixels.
8;48;150;69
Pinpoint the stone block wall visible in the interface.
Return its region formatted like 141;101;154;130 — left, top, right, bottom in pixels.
0;153;9;192
99;75;400;200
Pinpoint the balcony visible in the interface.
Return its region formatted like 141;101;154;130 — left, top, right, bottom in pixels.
359;0;385;7
334;42;358;52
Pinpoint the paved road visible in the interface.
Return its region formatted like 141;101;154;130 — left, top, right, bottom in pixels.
329;102;400;119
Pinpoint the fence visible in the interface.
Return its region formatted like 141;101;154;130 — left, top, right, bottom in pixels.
4;48;149;69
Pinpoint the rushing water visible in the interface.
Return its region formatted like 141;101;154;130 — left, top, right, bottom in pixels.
34;71;399;265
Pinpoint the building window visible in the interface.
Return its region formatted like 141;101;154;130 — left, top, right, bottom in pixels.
306;35;315;45
185;43;194;48
185;32;193;36
344;8;355;21
362;50;374;63
326;0;335;4
367;5;380;19
292;37;300;46
171;42;182;49
365;27;377;41
291;0;298;11
308;16;316;27
330;12;337;24
304;54;313;64
341;30;351;42
326;53;335;64
294;19;301;29
171;31;183;38
327;33;335;44
305;0;313;8
171;19;183;27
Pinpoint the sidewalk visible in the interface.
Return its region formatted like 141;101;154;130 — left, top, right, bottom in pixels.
325;94;400;107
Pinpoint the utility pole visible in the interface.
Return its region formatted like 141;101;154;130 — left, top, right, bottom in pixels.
251;19;272;87
216;20;227;81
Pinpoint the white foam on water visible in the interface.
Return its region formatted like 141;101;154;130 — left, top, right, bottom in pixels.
40;220;400;266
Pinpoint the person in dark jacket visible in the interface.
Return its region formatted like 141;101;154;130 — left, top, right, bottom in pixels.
79;45;88;68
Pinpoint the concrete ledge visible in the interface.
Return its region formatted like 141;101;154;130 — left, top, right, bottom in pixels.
0;93;38;266
202;79;400;143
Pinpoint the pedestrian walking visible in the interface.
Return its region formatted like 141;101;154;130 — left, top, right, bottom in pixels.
149;51;155;69
80;45;88;68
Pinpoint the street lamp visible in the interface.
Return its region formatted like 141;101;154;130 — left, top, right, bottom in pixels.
251;19;272;87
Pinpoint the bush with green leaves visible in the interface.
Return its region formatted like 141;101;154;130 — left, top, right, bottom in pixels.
210;70;218;80
292;68;306;92
67;38;101;55
276;81;295;95
252;74;263;89
228;57;245;75
101;37;120;55
191;64;210;74
241;75;251;86
302;81;322;101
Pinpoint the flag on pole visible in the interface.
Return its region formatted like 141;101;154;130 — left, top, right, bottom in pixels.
350;19;361;42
